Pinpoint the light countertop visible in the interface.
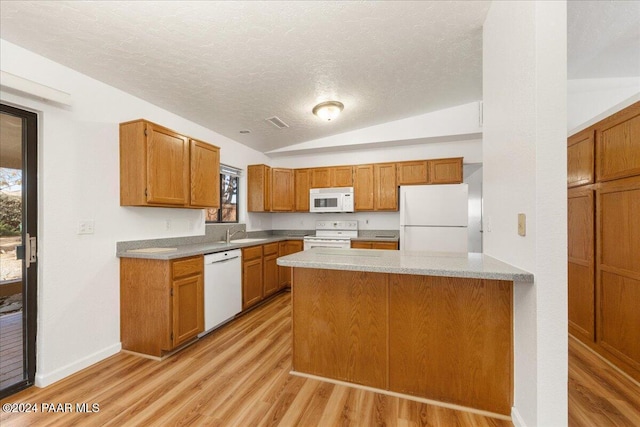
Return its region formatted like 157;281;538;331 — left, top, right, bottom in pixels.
277;248;533;282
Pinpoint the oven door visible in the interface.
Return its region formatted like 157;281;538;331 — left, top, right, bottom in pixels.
303;238;351;250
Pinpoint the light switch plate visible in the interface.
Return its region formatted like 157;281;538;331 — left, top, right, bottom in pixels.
78;220;95;235
518;213;526;236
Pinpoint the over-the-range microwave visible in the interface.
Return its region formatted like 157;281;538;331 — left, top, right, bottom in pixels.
309;187;354;213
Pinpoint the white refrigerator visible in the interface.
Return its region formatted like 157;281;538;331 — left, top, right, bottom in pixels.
399;184;469;252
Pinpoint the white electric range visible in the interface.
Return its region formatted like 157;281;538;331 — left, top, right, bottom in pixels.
303;220;358;250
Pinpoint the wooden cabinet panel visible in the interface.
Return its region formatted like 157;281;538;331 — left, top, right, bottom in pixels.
596;102;640;182
242;257;263;309
294;169;311;211
271;168;294;211
293;268;389;389
247;164;272;212
330;166;353;187
568;188;595;342
351;241;398;250
354;164;374;211
279;240;303;289
263;251;279;297
310;168;331;188
189;139;220;208
146;123;190;205
374;163;398;210
428;157;463;184
172;256;203;279
172;273;204;348
567;130;594;187
397;161;428;185
242;245;263;261
389;275;512;415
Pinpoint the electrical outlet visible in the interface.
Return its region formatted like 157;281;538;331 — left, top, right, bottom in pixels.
77;220;95;235
485;216;492;233
165;219;171;230
518;213;526;236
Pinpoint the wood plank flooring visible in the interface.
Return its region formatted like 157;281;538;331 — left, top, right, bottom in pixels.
0;312;23;390
1;294;638;426
0;293;510;427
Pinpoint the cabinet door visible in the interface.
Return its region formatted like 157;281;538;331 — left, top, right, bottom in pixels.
311;168;331;188
279;241;303;289
247;164;272;212
331;166;354;187
354;165;374;211
374;163;398;210
397;161;428;185
567;130;594;188
263;252;279;297
243;258;263;309
294;169;311;211
271;168;294;211
172;274;204;348
428;158;463;184
190;139;220;207
568;187;595;342
351;241;373;249
373;241;399;250
596;103;640;182
596;176;640;374
146;123;189;205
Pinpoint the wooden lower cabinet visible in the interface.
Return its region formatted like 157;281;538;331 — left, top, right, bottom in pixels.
278;240;303;288
263;243;280;297
351;240;399;250
120;255;204;357
292;268;513;415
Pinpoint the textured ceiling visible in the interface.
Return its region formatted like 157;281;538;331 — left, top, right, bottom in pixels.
0;1;490;153
568;0;640;79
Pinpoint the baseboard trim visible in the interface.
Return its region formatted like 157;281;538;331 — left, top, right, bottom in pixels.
511;406;527;427
289;370;511;422
34;342;121;387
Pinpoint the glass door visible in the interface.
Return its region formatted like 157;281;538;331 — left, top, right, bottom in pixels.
0;104;37;398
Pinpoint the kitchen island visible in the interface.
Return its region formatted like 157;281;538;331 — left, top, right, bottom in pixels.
277;248;533;417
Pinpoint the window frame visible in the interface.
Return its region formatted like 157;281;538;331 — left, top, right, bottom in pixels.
206;166;239;224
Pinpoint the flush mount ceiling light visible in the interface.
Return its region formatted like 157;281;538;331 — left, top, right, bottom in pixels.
312;101;344;121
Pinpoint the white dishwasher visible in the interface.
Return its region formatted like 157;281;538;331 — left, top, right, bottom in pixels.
200;249;242;336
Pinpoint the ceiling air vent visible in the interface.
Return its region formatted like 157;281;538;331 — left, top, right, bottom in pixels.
265;116;289;129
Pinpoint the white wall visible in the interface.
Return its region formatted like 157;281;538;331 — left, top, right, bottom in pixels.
568;77;640;133
0;39;271;386
483;2;567;426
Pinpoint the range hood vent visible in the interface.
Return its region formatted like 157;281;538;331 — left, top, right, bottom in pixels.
265;116;289;129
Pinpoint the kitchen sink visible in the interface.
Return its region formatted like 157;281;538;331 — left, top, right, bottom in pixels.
230;238;268;244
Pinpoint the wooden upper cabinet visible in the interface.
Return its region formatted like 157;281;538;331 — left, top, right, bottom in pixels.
567;130;595;188
331;166;354;187
354;164;374;211
428;157;463;184
247;164;272;212
374;163;398;210
120;119;219;208
271;168;294;212
310;167;331;188
189;139;220;208
397;161;428;185
294;169;311;212
596;102;640;182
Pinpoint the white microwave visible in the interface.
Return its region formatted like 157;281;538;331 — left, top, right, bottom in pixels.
309;187;355;213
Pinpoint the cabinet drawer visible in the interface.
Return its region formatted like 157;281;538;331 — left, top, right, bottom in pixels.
242;245;263;261
263;242;279;256
172;256;203;279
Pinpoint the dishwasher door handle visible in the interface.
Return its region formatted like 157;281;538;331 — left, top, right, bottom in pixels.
207;256;240;265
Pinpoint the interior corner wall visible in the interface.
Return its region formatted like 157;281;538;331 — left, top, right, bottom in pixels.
483;2;567;426
0;39;271;387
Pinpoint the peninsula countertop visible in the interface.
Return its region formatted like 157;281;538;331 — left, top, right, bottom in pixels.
277;247;533;282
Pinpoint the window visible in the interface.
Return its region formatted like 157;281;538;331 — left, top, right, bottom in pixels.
206;165;240;223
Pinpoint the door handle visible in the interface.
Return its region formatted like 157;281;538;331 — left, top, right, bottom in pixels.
25;233;37;266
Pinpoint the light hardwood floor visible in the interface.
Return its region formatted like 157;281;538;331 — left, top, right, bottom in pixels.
0;293;638;426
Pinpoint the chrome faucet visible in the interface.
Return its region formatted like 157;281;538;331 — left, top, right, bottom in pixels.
225;225;245;244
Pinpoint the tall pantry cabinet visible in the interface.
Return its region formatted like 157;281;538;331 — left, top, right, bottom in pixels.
568;101;640;382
